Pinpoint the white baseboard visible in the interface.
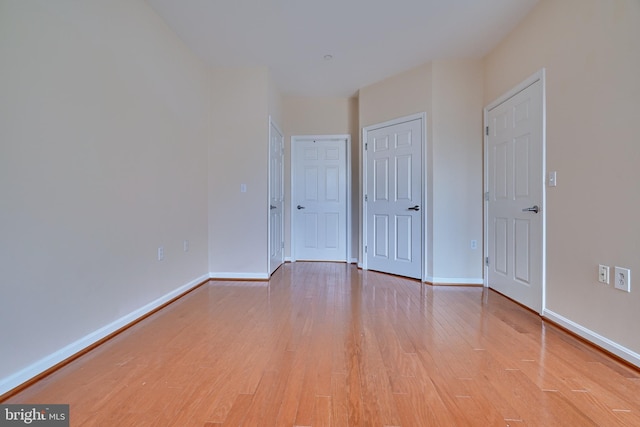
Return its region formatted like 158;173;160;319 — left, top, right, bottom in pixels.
424;276;484;285
209;272;269;280
282;258;357;264
0;273;210;397
544;309;640;368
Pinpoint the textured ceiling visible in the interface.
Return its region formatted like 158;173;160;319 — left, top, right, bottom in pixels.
146;0;539;96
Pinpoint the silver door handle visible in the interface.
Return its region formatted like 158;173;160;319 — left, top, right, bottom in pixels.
297;205;305;210
408;205;420;211
522;205;539;213
270;205;277;210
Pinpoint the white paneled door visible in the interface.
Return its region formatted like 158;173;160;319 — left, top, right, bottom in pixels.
269;119;284;275
293;138;347;261
364;117;423;279
486;77;544;313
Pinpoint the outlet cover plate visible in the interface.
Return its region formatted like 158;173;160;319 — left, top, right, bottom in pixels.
614;267;631;292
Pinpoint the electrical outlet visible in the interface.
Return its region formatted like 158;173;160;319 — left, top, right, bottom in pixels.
183;240;189;252
598;265;609;284
471;240;478;249
614;267;631;292
158;246;164;261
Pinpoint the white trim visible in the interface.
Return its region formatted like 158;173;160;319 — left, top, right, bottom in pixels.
361;113;427;280
483;69;546;315
285;259;358;265
0;273;210;397
268;116;285;276
209;272;269;280
544;309;640;368
425;277;484;285
486;69;546;111
290;134;352;263
346;135;352;264
363;112;426;132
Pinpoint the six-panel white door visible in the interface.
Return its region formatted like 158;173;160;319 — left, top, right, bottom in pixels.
293;139;347;261
365;118;422;279
487;79;543;313
269;119;284;275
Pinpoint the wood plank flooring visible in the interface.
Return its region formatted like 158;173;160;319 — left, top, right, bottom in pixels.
4;262;640;426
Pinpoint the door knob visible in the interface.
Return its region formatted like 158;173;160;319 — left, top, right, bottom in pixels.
297;205;305;210
522;205;539;214
408;205;420;211
270;205;277;210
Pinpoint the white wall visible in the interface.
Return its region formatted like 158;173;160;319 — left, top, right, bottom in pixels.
0;0;211;394
269;73;284;133
358;63;433;130
431;60;484;283
208;67;272;278
484;0;640;359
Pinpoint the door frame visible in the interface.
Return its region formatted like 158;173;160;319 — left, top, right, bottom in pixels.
268;116;285;275
483;68;546;314
290;134;351;263
361;112;427;281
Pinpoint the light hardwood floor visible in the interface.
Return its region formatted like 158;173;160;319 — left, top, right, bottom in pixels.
4;262;640;426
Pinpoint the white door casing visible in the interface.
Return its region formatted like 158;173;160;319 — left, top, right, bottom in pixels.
268;118;284;275
292;136;350;262
363;115;424;280
485;71;545;314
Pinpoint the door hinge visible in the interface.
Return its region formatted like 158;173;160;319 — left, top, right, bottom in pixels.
365;142;368;151
365;194;368;202
485;257;489;266
485;126;489;136
281;242;285;249
365;245;368;253
484;191;490;201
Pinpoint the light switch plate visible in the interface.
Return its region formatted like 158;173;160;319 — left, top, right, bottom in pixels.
598;264;609;284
